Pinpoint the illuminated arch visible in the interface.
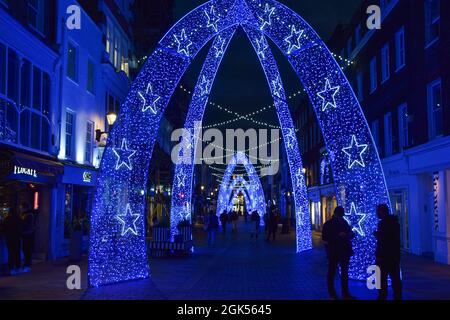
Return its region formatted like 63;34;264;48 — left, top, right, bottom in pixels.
89;0;390;286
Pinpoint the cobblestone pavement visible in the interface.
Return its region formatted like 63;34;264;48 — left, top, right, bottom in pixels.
1;220;450;300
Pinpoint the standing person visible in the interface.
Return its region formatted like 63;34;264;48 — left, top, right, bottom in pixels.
266;210;278;241
20;202;35;272
231;210;238;233
207;211;219;247
322;206;355;300
375;204;403;300
2;207;22;275
220;211;228;235
250;211;261;241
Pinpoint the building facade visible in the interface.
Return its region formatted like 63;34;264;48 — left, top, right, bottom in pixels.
296;0;450;264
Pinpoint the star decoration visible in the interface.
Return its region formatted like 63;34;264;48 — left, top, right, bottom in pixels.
256;35;268;59
198;75;211;96
285;129;296;149
272;76;283;98
113;139;136;171
138;83;160;114
213;35;226;58
285;25;304;54
344;202;367;236
258;4;275;30
294;168;305;188
174;29;193;57
205;6;220;32
342;135;369;169
177;171;187;187
116;204;141;236
317;78;340;111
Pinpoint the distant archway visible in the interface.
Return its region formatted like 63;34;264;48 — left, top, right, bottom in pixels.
89;0;390;286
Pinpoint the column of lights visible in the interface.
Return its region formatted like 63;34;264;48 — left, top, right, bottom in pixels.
89;0;389;287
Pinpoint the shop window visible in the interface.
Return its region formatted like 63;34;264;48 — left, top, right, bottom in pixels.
64;185;92;239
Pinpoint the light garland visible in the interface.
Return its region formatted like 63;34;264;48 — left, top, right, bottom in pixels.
89;0;390;287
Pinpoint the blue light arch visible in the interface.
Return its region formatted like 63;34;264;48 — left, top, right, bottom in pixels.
89;0;390;287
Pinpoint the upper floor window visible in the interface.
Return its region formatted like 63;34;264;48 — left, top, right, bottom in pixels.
106;19;130;76
65;111;75;159
425;0;440;47
395;27;406;71
85;121;94;164
87;59;95;94
27;0;45;34
381;43;390;83
0;43;51;152
67;43;78;82
427;79;443;139
370;56;377;93
398;103;409;150
384;112;393;157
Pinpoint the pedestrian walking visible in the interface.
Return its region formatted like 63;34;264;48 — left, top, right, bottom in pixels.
250;211;260;241
20;202;35;272
207;211;219;247
266;210;278;241
220;211;228;235
231;210;238;233
375;204;403;300
1;207;22;276
322;206;355;300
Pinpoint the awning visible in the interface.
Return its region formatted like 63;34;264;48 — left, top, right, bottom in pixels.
0;146;64;181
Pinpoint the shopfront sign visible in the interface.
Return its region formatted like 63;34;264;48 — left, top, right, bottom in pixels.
83;171;92;183
13;165;38;178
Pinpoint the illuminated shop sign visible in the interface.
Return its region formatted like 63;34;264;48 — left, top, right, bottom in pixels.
83;171;93;183
13;166;37;178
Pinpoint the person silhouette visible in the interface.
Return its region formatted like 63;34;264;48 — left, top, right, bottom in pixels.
375;204;403;300
322;206;355;300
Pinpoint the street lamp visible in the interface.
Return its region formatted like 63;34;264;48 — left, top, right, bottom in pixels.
96;112;117;142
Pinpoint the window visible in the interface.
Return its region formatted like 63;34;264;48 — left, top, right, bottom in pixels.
381;43;390;83
425;0;440;47
67;43;78;82
398;103;408;150
356;70;363;101
371;120;380;154
395;27;406;71
427;79;443;139
85;121;94;163
27;0;45;34
370;57;377;93
87;59;95;94
0;43;5;95
384;113;393;156
65;111;75;158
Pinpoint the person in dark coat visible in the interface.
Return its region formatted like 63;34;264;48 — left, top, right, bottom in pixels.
206;211;219;247
375;204;402;300
266;210;278;241
20;202;35;272
2;207;23;275
250;211;261;241
220;211;228;234
322;206;355;300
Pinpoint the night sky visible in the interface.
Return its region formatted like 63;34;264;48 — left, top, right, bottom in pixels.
172;0;363;129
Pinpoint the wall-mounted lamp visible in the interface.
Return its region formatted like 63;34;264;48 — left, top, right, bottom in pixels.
96;112;117;142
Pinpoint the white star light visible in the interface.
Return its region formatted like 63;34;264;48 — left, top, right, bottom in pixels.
285;128;296;149
138;83;160;114
213;35;226;58
294;168;304;188
174;29;193;57
258;4;275;30
113;139;136;171
284;25;304;54
317;78;340;111
342;135;369;169
198;75;211;96
205;6;220;32
344;202;367;236
256;35;268;59
116;204;141;236
272;76;283;98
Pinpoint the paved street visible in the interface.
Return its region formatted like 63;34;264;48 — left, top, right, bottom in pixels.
1;220;450;300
